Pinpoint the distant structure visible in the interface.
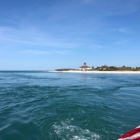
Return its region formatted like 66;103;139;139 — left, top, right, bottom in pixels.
79;62;91;71
101;65;108;70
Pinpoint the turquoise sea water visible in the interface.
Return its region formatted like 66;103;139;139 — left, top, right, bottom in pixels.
0;71;140;140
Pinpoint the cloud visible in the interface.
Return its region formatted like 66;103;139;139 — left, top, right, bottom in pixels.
118;28;131;34
82;0;140;16
109;27;131;34
0;26;83;49
0;26;41;45
82;0;94;4
115;40;128;45
20;49;72;55
90;44;105;49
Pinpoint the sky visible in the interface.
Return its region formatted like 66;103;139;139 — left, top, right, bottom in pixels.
0;0;140;70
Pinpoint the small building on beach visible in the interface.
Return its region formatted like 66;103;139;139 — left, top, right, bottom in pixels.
79;62;91;71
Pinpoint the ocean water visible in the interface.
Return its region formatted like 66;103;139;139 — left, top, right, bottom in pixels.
0;71;140;140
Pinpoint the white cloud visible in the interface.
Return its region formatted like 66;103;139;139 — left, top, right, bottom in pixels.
118;28;131;34
20;49;72;55
90;44;105;49
82;0;140;16
109;27;131;34
116;40;128;45
82;0;94;4
0;26;83;49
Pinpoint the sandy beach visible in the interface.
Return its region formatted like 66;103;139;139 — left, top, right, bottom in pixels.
50;70;140;74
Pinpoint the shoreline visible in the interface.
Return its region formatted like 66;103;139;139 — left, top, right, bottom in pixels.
50;70;140;74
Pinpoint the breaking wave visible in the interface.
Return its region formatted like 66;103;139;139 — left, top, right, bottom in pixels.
52;120;100;140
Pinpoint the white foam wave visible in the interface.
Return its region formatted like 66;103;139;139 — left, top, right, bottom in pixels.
52;120;100;140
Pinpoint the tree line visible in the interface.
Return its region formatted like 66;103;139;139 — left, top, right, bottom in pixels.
91;65;140;71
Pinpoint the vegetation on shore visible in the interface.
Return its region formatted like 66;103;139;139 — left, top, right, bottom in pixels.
55;65;140;71
91;65;140;71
